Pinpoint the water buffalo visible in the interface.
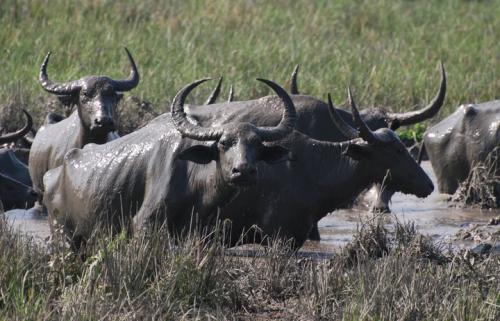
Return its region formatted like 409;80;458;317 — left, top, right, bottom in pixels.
187;64;445;239
422;101;500;195
199;63;445;213
0;110;37;210
289;63;446;214
197;89;433;248
43;78;297;248
29;48;140;214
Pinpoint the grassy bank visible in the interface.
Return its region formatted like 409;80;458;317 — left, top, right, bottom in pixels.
1;0;499;126
1;217;499;320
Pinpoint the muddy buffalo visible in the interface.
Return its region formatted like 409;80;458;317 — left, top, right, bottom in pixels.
0;110;37;210
422;101;500;195
43;78;297;248
199;64;445;210
188;64;445;239
186;88;433;248
29;48;139;214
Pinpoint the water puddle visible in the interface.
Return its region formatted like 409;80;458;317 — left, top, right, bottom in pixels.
2;208;51;243
304;161;500;252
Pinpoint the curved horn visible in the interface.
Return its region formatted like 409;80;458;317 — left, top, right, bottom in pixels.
290;64;300;94
228;85;234;102
110;47;140;92
348;87;381;145
255;78;297;142
0;109;33;145
327;93;358;139
387;62;446;129
205;76;223;105
171;79;224;141
39;52;81;95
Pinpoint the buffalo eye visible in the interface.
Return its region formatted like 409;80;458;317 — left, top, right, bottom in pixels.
80;93;90;103
218;139;230;148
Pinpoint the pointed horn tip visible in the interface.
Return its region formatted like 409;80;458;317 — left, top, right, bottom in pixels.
123;47;135;59
347;87;355;105
21;108;31;117
440;62;446;79
256;78;278;87
21;109;33;125
327;93;338;114
41;52;52;67
214;76;223;87
199;77;212;84
327;93;334;106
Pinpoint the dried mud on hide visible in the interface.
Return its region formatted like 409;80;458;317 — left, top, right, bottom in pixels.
452;147;500;209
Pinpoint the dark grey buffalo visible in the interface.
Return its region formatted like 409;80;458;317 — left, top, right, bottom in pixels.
43;78;297;247
197;64;446;212
187;64;445;239
422;101;500;195
0;110;37;210
194;89;434;248
29;48;139;213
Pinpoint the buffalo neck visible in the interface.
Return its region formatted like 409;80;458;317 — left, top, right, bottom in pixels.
189;159;239;219
300;136;378;217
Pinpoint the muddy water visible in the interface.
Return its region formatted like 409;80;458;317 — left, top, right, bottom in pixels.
303;161;500;253
3;209;51;243
3;162;499;253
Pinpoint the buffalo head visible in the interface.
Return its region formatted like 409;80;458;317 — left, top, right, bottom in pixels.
0;112;37;210
329;89;434;198
172;78;296;186
39;48;139;136
0;171;37;210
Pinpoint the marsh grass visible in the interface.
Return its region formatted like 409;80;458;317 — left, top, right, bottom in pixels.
1;215;499;320
1;0;499;128
453;147;500;208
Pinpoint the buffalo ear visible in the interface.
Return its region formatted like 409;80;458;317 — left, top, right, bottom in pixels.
259;145;291;164
178;145;217;164
343;143;371;161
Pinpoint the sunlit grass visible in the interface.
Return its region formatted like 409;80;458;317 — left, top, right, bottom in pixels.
1;0;499;124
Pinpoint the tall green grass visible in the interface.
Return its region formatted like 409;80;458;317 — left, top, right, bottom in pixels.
1;0;499;124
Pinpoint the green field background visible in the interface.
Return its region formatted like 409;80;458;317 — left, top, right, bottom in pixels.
1;0;499;119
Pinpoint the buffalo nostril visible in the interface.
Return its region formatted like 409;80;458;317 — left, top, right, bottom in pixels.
232;168;240;174
94;118;114;128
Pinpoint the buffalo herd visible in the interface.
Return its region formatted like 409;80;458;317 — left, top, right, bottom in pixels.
1;49;499;249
